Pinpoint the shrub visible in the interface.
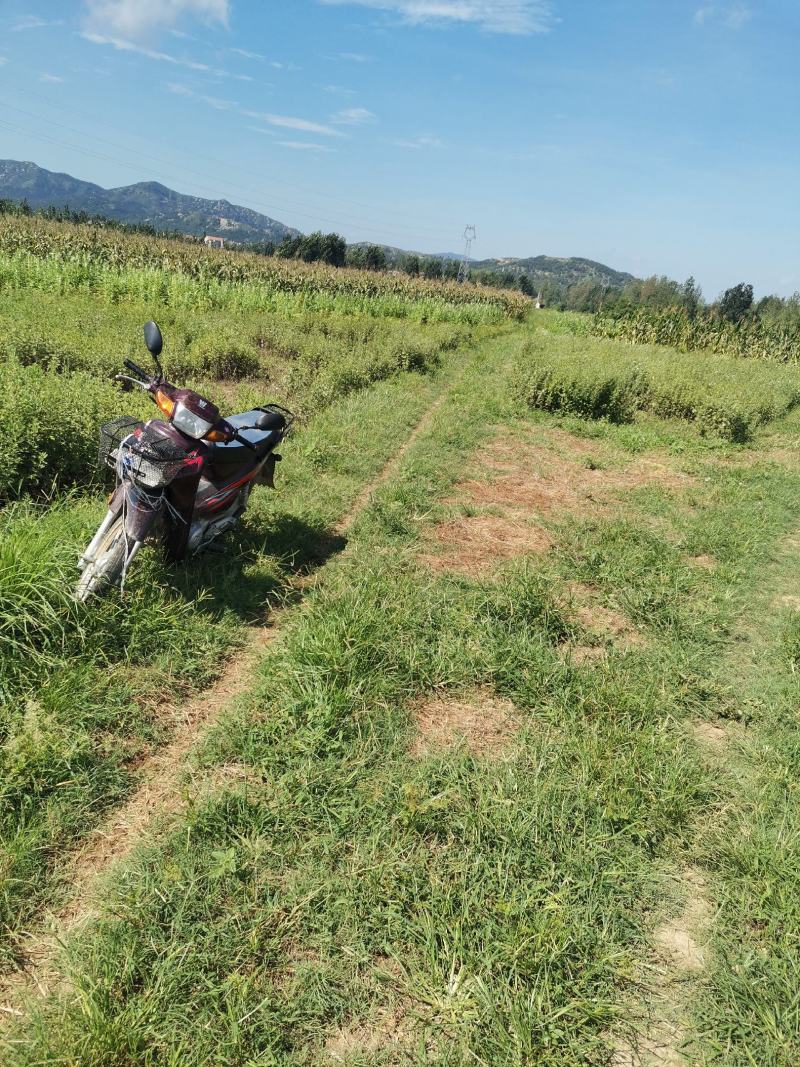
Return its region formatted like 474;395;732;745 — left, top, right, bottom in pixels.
512;330;800;443
0;360;147;499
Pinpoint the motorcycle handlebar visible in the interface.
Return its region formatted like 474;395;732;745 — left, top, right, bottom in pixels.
124;358;150;380
233;430;257;452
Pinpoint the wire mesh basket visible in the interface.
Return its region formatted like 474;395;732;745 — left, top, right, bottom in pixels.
98;417;144;475
99;420;197;488
122;427;198;489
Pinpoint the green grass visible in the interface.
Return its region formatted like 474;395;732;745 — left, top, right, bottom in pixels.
513;321;800;441
0;287;484;498
7;329;800;1064
7;303;800;1063
0;361;454;974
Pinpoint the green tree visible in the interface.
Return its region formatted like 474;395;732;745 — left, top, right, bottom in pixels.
719;283;754;324
682;276;702;319
363;244;387;271
322;232;346;267
402;254;421;276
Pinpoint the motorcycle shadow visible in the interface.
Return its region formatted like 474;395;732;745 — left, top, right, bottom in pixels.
167;513;347;623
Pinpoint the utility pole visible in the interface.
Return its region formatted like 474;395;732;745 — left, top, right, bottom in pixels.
457;225;476;283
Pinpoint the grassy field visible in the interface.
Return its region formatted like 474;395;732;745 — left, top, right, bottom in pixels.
4;247;800;1063
0;218;515;986
515;313;800;442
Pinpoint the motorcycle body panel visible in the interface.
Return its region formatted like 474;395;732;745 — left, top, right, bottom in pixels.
121;413;283;560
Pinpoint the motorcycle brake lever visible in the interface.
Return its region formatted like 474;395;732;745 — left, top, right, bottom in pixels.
114;373;148;392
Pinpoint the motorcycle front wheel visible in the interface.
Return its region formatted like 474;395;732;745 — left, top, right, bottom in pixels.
74;517;128;602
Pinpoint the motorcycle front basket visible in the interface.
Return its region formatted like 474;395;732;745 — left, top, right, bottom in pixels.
119;429;197;490
98;417;145;477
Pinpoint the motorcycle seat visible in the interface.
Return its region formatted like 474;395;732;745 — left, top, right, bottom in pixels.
208;409;284;465
227;409;286;434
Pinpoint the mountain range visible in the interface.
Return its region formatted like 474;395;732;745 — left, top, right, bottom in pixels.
0;160;635;289
0;160;299;244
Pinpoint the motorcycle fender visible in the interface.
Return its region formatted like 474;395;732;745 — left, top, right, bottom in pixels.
258;452;281;489
121;482;165;543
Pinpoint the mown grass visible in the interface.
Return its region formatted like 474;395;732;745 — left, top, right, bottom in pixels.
513;318;800;442
12;331;800;1064
689;485;800;1065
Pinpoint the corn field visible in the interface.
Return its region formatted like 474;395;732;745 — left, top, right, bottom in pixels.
0;215;530;321
593;306;800;363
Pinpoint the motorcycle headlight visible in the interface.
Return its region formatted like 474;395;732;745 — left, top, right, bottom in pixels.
172;401;215;440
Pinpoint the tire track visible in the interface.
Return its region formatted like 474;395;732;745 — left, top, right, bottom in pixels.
0;369;460;1021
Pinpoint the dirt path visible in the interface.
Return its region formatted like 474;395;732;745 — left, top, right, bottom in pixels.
0;370;460;1021
333;388;450;535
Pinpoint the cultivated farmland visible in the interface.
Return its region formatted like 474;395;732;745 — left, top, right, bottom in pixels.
2;225;800;1065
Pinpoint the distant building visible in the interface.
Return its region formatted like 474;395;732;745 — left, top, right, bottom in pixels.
204;235;225;250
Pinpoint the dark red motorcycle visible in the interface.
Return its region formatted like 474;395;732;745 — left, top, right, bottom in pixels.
76;321;293;601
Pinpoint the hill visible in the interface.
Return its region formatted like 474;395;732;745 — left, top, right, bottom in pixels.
0;160;299;244
356;242;635;291
1;161;634;289
470;254;635;289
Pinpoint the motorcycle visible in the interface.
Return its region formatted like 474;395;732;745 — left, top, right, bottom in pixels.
76;321;293;601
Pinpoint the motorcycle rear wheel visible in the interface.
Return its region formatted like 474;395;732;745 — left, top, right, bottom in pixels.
74;518;127;602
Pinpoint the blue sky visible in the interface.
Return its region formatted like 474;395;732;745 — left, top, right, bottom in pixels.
0;0;797;297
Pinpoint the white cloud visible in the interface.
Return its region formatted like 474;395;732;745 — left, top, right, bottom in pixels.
164;87;343;142
83;0;229;40
331;107;376;125
12;16;64;31
270;60;301;71
725;3;752;28
165;81;236;109
244;111;344;137
337;51;372;62
320;0;554;34
693;3;752;28
82;31;252;79
393;135;444;148
230;47;264;59
39;73;65;83
323;83;356;95
0;57;8;66
278;141;335;152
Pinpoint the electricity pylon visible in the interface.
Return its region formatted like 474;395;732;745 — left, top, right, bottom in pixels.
457;225;476;283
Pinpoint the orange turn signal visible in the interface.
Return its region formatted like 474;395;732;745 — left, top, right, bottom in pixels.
205;428;230;442
155;389;175;418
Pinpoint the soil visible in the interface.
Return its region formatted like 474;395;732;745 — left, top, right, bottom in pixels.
410;689;518;758
426;430;691;575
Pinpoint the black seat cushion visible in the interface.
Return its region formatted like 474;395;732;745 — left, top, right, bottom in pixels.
208;431;277;466
208;409;284;466
227;409;286;433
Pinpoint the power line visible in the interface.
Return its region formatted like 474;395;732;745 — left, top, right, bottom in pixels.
0;107;458;245
3;86;459;244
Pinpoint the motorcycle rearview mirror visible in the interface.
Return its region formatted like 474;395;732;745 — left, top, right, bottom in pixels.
143;320;164;380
